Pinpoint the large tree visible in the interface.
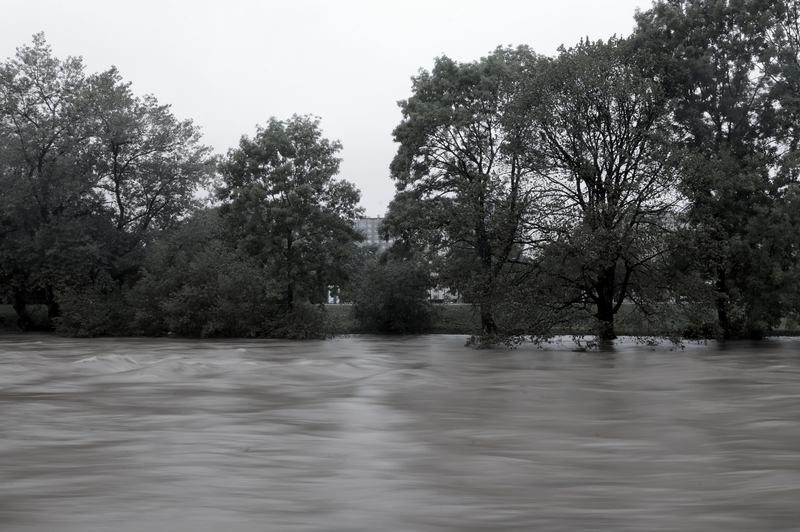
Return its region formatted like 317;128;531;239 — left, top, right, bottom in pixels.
518;37;681;340
633;0;800;338
217;115;363;311
86;67;212;264
386;46;539;339
0;34;98;327
0;34;211;329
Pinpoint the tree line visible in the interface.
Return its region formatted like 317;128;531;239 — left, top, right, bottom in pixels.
0;35;362;338
3;0;800;343
382;0;800;343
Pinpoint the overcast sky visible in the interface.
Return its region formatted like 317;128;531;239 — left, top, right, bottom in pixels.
2;0;647;216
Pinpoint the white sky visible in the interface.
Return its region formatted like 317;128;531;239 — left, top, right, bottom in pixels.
2;0;647;216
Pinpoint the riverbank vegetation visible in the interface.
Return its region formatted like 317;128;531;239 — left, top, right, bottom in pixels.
3;0;800;344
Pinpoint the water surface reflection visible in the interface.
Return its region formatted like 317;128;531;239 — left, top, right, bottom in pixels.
1;334;799;531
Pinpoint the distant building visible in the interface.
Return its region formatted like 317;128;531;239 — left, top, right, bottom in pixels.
327;216;394;303
428;286;460;303
354;216;394;252
329;217;459;304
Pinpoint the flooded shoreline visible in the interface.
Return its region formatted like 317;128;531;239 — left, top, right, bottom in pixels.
1;334;799;531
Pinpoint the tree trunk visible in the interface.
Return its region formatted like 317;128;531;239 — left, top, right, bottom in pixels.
12;287;32;331
477;270;499;337
716;266;730;340
595;264;617;340
476;211;498;338
285;233;294;311
286;283;294;311
480;303;498;337
45;284;60;322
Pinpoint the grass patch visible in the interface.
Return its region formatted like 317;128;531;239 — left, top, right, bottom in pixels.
430;304;479;334
326;303;478;335
325;304;358;333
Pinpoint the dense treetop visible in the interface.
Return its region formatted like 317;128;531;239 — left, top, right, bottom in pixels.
3;2;800;342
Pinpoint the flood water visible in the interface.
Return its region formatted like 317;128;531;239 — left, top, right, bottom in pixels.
1;334;799;532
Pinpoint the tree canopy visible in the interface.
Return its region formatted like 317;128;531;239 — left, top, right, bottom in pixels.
0;34;211;329
633;0;800;338
385;1;800;343
217;115;363;312
385;46;540;339
518;37;682;339
5;7;800;344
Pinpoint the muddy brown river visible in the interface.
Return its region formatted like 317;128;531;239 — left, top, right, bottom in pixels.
1;334;799;531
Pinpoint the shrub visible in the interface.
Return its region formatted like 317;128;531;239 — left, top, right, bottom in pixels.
351;258;437;334
55;279;135;337
131;235;269;338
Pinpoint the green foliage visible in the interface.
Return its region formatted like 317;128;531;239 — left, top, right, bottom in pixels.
518;37;681;340
129;210;269;338
0;34;212;330
55;276;134;337
633;0;800;339
332;242;379;304
217;115;363;312
7;15;800;345
386;7;800;344
387;46;540;338
351;256;437;334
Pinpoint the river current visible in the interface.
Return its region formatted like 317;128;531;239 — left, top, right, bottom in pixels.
1;334;798;531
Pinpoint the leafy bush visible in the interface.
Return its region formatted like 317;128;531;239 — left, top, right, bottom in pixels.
130;214;270;338
55;277;135;337
351;257;437;334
